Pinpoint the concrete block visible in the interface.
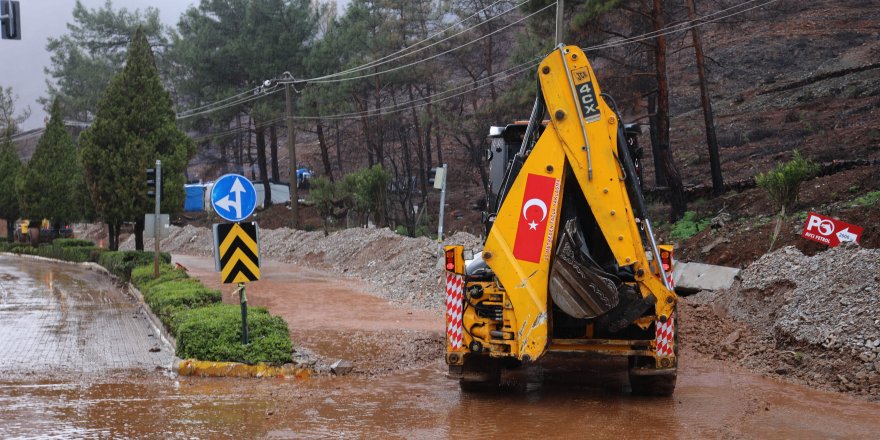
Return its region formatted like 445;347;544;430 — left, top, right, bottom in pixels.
330;359;353;376
673;262;740;293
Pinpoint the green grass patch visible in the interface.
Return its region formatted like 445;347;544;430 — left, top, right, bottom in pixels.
173;304;292;365
670;211;712;241
849;190;880;208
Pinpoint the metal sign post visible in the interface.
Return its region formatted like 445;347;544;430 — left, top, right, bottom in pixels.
435;164;448;243
211;174;261;345
153;160;161;278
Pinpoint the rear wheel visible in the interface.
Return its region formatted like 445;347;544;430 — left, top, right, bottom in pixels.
629;370;676;396
456;355;504;393
629;309;678;396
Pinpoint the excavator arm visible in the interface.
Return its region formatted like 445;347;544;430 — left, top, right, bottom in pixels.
446;46;677;394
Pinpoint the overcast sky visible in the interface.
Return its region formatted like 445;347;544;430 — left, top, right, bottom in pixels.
2;0;348;131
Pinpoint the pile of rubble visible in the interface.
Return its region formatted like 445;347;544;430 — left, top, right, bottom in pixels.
689;244;880;396
120;225;482;310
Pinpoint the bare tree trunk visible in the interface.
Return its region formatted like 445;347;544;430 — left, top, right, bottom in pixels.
108;223;115;251
653;0;687;221
270;125;280;182
407;85;428;198
256;126;272;207
686;0;723;195
247;118;255;178
648;95;667;187
135;216;144;251
236;115;243;172
316;120;334;181
334;120;344;173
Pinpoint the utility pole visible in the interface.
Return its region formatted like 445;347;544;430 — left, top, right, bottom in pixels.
555;0;564;45
285;82;299;227
686;0;723;195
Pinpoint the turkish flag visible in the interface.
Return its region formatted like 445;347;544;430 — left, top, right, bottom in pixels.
513;174;558;263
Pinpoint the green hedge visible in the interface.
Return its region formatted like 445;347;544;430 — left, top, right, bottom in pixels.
131;264;292;365
0;241;101;262
144;280;222;322
131;264;190;290
173;304;293;365
99;250;171;281
53;238;96;248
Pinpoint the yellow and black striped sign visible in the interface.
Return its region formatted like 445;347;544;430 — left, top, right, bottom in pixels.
214;222;261;284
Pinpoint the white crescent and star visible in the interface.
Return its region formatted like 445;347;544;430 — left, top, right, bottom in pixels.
522;198;548;230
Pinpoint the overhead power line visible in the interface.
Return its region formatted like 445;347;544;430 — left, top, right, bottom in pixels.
306;0;534;82
175;0;529;119
300;3;556;85
176;0;780;123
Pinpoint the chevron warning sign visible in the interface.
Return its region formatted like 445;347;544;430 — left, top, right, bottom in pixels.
213;222;261;284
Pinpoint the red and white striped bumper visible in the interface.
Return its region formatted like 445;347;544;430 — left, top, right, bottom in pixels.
445;272;465;350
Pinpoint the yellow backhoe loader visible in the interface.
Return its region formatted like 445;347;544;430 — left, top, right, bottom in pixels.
444;45;678;395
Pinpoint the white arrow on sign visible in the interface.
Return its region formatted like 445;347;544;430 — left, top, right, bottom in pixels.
215;177;247;219
836;227;857;243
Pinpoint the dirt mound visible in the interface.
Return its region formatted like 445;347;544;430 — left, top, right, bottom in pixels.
120;225;483;310
687;244;880;397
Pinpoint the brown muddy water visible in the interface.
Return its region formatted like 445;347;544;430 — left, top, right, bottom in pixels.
2;255;880;439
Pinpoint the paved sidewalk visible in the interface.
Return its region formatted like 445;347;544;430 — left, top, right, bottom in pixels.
0;256;172;376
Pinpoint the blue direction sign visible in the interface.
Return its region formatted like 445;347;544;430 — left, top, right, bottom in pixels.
211;174;257;222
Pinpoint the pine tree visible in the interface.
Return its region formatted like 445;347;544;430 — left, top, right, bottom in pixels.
14;100;82;228
0;136;21;241
79;27;195;250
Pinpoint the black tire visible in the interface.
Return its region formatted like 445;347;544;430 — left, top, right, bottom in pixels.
457;355;502;393
458;377;500;393
629;372;676;396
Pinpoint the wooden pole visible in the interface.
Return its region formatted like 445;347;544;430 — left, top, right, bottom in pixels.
285;83;299;227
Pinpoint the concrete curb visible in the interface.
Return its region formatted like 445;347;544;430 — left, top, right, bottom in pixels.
174;359;311;379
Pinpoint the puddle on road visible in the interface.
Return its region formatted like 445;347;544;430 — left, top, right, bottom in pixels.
3;255;880;439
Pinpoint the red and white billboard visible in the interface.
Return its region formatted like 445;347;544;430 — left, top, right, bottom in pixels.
801;212;863;247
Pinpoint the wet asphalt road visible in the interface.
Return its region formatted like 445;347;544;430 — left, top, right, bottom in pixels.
3;254;880;439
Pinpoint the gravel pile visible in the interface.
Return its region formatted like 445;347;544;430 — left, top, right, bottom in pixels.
121;225;483;310
691;244;880;396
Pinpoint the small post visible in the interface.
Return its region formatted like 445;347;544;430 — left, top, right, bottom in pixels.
436;163;447;243
238;282;249;344
153;160;161;278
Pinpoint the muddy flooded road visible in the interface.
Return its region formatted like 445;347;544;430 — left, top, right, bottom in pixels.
3;254;880;439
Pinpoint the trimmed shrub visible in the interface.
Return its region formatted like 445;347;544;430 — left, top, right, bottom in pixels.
174;304;292;365
0;241;102;262
141;280;222;322
755;151;819;211
131;264;189;290
53;238;95;248
99;250;171;280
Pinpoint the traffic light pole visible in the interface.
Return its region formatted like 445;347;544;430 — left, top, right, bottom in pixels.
153;160;161;278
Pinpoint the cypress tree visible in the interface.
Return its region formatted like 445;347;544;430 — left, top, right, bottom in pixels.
79;27;195;250
14;100;82;227
0;136;21;241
